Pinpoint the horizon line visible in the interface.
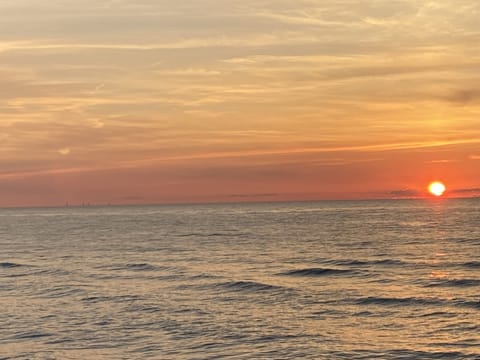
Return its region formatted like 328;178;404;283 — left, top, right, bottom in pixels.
1;194;479;210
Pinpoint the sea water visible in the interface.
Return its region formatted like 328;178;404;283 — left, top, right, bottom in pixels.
1;199;479;359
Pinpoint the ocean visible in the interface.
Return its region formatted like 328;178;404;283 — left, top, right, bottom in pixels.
1;199;479;359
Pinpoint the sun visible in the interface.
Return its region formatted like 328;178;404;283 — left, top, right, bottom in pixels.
428;181;446;197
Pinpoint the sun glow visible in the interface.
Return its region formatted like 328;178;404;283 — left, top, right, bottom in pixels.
428;181;446;197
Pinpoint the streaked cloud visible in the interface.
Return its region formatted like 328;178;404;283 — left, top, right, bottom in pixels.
389;189;421;198
58;148;71;156
451;188;480;195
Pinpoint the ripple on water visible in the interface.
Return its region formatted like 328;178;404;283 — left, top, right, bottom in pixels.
279;267;353;277
0;262;24;268
424;278;480;288
323;258;407;267
215;280;288;293
37;285;87;298
354;296;480;311
462;261;480;268
81;294;144;304
14;331;53;340
124;263;158;271
355;296;445;307
105;263;161;271
386;349;477;359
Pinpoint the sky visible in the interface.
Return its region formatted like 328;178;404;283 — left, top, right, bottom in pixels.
1;0;480;207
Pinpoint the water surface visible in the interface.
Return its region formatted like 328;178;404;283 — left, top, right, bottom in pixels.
1;199;479;359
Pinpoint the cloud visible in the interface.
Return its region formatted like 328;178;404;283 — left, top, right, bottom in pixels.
120;195;145;201
229;193;278;198
451;188;480;195
90;119;105;128
58;148;71;155
389;189;421;197
446;90;480;104
427;159;455;163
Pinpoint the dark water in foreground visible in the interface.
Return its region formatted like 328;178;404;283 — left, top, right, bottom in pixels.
1;199;479;359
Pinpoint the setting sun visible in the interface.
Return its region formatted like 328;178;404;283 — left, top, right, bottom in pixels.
428;181;446;197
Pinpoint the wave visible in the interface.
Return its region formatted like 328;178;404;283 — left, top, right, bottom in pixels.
45;337;75;345
124;263;157;271
178;232;248;238
127;304;164;314
81;294;143;303
14;331;53;340
424;278;480;288
324;259;406;267
189;273;220;280
419;311;456;318
0;262;23;268
103;263;161;272
457;300;480;310
279;267;353;277
386;349;476;359
462;261;480;268
252;334;301;343
355;296;444;307
355;296;480;310
216;280;286;292
32;269;71;276
37;286;86;298
331;349;477;359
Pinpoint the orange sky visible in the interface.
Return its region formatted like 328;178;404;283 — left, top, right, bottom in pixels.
1;1;480;207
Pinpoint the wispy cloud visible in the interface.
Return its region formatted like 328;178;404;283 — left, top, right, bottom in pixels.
58;148;71;155
450;188;480;196
389;189;421;198
427;159;456;163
